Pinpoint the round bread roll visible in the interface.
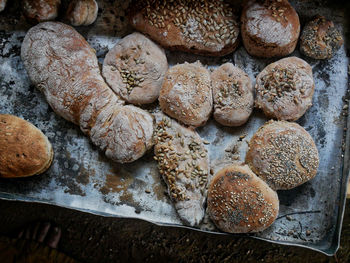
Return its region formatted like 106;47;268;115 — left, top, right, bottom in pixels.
23;0;61;23
241;0;300;58
103;32;168;105
245;120;319;190
128;0;240;56
207;165;279;233
66;0;98;26
211;63;254;127
159;62;212;127
300;15;344;60
0;114;53;178
0;0;7;12
255;57;315;121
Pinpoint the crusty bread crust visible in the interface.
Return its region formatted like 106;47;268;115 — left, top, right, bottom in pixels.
0;114;53;178
66;0;98;26
241;0;300;58
21;22;154;163
128;0;240;57
300;15;344;60
153;112;210;227
245;120;319;190
207;165;279;233
23;0;61;23
211;63;254;127
255;57;315;121
103;32;168;105
159;62;212;128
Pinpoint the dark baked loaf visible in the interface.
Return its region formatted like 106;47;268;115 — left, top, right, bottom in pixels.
65;0;98;26
23;0;61;23
245;120;319;190
241;0;300;58
207;165;279;233
21;22;154;163
128;0;240;56
300;15;343;59
0;114;53;178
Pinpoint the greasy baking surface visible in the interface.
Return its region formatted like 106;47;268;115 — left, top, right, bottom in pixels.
0;0;349;255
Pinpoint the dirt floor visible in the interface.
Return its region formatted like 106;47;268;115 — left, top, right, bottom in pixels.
0;199;348;263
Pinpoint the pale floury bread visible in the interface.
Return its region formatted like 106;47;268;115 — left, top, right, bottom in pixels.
245;120;319;190
211;63;254;127
103;32;168;105
23;0;61;23
0;114;53;178
207;165;279;233
241;0;300;58
128;0;240;56
255;57;315;121
66;0;98;26
0;0;7;12
159;62;213;128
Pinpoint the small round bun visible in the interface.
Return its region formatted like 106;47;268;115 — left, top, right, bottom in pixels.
103;32;168;105
0;114;53;178
241;0;300;58
23;0;61;23
159;62;212;127
300;15;343;60
207;165;279;233
245;120;319;190
66;0;98;26
255;57;315;121
211;63;253;127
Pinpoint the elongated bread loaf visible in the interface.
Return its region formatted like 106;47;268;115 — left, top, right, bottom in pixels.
21;22;154;163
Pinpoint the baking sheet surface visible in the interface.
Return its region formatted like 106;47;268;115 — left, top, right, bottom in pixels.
0;0;349;255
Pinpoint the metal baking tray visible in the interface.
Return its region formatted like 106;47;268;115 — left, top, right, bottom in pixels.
0;0;349;256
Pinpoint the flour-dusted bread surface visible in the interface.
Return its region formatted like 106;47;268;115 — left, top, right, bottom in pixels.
255;57;315;121
0;114;53;178
66;0;98;26
103;32;168;105
21;22;154;163
241;0;300;58
23;0;61;23
128;0;240;57
245;120;319;190
0;0;7;12
211;63;254;127
207;165;279;233
153;112;210;227
300;15;343;60
159;62;212;127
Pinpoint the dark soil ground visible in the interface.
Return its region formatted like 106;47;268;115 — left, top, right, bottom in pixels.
0;199;348;263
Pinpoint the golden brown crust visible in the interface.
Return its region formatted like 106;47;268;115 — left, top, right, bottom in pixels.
241;0;300;58
128;0;240;57
159;62;212;127
207;165;279;233
300;15;344;60
211;63;254;127
103;32;168;105
0;114;53;178
66;0;98;26
245;120;319;190
23;0;61;23
255;57;315;121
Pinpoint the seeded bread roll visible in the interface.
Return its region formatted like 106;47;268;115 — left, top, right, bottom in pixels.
300;15;343;60
153;112;210;227
23;0;61;23
159;62;212;127
207;165;279;233
211;63;254;127
0;0;7;12
103;32;168;105
255;57;315;121
0;114;53;178
66;0;98;26
245;120;319;190
21;22;154;163
241;0;300;58
128;0;240;57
